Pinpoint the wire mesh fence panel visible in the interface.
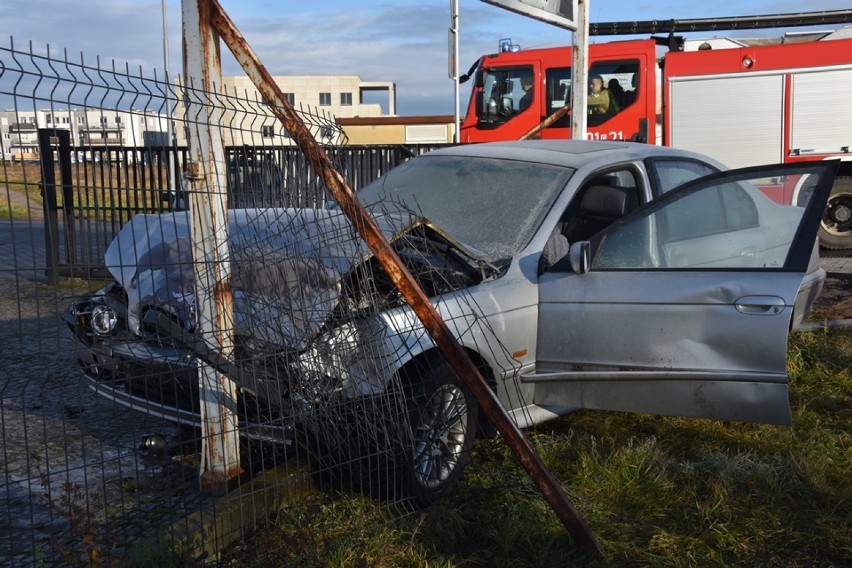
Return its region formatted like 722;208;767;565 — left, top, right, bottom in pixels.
0;36;554;566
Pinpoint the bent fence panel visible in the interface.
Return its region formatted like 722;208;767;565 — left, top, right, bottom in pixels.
1;37;546;566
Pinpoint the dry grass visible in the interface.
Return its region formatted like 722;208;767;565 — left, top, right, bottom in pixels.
1;159;169;222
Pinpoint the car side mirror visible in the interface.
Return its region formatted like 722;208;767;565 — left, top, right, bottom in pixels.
569;241;590;274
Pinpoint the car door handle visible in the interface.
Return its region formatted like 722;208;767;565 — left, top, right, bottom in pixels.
735;295;786;315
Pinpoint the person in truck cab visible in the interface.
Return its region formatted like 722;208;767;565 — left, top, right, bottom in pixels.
518;73;533;112
588;75;617;116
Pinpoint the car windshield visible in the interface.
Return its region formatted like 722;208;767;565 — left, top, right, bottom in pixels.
354;155;574;262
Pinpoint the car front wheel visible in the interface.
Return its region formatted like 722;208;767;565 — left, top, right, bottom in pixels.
406;360;478;505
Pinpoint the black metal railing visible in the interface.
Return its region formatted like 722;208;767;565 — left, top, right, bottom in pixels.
36;133;449;280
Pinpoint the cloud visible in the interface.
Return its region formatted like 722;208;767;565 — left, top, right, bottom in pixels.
2;0;849;116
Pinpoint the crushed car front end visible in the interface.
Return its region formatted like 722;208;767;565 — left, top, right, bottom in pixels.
64;206;497;444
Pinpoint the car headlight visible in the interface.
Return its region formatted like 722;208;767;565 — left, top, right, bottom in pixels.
299;317;395;398
91;305;118;335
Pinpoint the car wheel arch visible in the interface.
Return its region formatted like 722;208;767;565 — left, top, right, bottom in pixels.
394;346;497;437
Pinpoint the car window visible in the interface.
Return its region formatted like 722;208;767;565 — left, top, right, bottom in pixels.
647;159;720;194
591;169;826;270
660;181;758;241
542;167;641;269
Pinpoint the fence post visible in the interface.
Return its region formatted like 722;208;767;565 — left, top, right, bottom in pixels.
182;0;242;496
37;129;60;284
56;130;76;270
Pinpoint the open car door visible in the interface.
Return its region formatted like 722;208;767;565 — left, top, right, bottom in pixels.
527;161;839;425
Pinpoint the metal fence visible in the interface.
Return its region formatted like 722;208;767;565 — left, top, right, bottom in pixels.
0;30;560;566
33;137;444;282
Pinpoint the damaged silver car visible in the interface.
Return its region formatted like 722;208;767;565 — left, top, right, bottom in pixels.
65;140;838;502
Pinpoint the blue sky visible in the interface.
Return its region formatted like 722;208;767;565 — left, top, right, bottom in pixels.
2;0;849;115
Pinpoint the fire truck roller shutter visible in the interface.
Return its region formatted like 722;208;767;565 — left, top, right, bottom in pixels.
669;74;783;169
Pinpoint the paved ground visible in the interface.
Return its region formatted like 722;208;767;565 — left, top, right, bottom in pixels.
822;253;852;276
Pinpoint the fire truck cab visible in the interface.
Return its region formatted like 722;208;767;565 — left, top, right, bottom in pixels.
460;36;852;250
461;39;656;144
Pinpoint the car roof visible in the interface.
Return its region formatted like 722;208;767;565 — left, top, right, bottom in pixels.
425;140;728;171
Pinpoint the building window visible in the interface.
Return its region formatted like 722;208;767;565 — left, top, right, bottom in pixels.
99;116;108;125
45;114;52;123
319;92;331;106
283;92;295;105
261;124;275;138
114;116;122;124
340;92;352;106
77;116;86;125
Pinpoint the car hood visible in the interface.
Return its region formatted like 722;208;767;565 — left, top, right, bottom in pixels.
104;207;484;351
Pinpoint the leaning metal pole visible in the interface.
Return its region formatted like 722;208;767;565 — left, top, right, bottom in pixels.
519;105;570;140
206;0;602;556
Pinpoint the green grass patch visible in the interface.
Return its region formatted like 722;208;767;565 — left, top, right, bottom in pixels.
226;330;851;567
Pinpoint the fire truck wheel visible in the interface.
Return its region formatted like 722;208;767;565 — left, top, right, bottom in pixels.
819;177;852;251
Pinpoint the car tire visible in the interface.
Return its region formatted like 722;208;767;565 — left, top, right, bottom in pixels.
404;360;478;505
299;359;478;506
819;177;852;250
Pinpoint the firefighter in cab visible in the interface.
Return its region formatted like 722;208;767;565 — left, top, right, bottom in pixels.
588;75;618;116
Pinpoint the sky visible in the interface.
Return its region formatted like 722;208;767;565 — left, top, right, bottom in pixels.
2;0;850;116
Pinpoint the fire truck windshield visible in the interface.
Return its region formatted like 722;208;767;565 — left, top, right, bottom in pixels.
476;66;534;128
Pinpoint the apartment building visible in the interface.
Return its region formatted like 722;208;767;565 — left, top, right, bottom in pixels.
0;108;169;160
0;73;454;157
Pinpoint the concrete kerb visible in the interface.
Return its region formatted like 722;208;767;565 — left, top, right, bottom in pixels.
796;319;852;331
159;459;317;562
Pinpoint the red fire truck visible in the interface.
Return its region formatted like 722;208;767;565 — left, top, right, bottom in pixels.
459;29;852;250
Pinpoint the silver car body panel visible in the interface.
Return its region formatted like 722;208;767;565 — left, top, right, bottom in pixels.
532;270;805;425
73;141;837;432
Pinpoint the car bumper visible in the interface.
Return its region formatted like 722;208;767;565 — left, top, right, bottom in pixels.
64;325;297;445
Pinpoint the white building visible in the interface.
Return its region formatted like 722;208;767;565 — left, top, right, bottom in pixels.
0;108;169;160
220;75;395;118
0;74;399;158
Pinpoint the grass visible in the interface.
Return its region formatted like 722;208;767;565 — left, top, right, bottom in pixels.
1;161;43;220
1;159;168;222
225;327;851;567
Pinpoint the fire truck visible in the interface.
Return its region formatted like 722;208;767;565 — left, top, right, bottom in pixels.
459;15;852;250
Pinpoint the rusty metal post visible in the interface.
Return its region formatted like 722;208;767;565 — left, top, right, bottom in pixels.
182;0;242;496
206;0;602;555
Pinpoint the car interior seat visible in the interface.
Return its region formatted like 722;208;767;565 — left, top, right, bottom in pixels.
562;184;639;243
